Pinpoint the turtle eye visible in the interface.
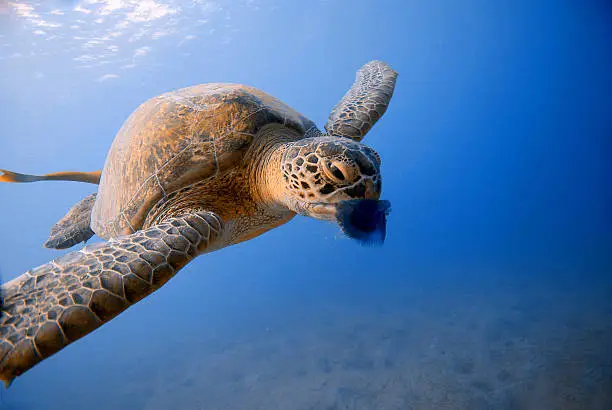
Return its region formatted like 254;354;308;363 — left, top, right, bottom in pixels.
323;160;350;184
329;163;345;181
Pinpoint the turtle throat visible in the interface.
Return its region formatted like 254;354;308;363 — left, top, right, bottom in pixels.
250;124;301;212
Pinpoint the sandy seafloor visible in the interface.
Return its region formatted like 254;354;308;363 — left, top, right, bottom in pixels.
5;267;610;410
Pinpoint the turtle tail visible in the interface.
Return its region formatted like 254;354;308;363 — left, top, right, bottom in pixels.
0;169;101;185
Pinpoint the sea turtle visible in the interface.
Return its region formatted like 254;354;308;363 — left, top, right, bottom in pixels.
0;61;397;386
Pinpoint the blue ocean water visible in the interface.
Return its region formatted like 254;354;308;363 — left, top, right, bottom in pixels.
0;1;611;409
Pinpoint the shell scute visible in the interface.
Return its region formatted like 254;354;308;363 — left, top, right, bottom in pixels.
92;84;317;238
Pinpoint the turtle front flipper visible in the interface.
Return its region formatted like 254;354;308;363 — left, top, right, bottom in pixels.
44;193;98;250
325;61;398;142
0;169;102;184
0;210;223;387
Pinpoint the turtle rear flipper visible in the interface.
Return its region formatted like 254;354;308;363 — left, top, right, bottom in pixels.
44;194;97;250
0;169;101;184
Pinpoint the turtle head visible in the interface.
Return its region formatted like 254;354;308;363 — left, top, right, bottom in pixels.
276;136;390;244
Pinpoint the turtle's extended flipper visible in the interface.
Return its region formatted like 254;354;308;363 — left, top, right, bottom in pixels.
0;210;223;387
44;194;98;250
325;61;398;142
0;169;101;184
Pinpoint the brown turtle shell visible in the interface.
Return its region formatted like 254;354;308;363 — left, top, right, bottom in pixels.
91;83;316;239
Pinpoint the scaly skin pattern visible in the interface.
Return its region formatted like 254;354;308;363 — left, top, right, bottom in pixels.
91;83;316;240
44;193;97;250
0;211;222;386
280;136;382;205
325;61;398;142
0;61;398;386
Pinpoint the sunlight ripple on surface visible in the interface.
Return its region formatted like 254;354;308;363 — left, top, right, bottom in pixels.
1;0;243;80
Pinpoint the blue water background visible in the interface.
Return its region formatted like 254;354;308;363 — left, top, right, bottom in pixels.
0;1;611;408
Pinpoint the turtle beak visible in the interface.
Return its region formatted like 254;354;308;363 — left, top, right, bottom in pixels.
335;199;391;245
305;202;337;220
364;179;379;200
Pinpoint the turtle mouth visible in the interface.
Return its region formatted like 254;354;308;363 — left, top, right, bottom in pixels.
305;202;338;220
298;199;391;245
